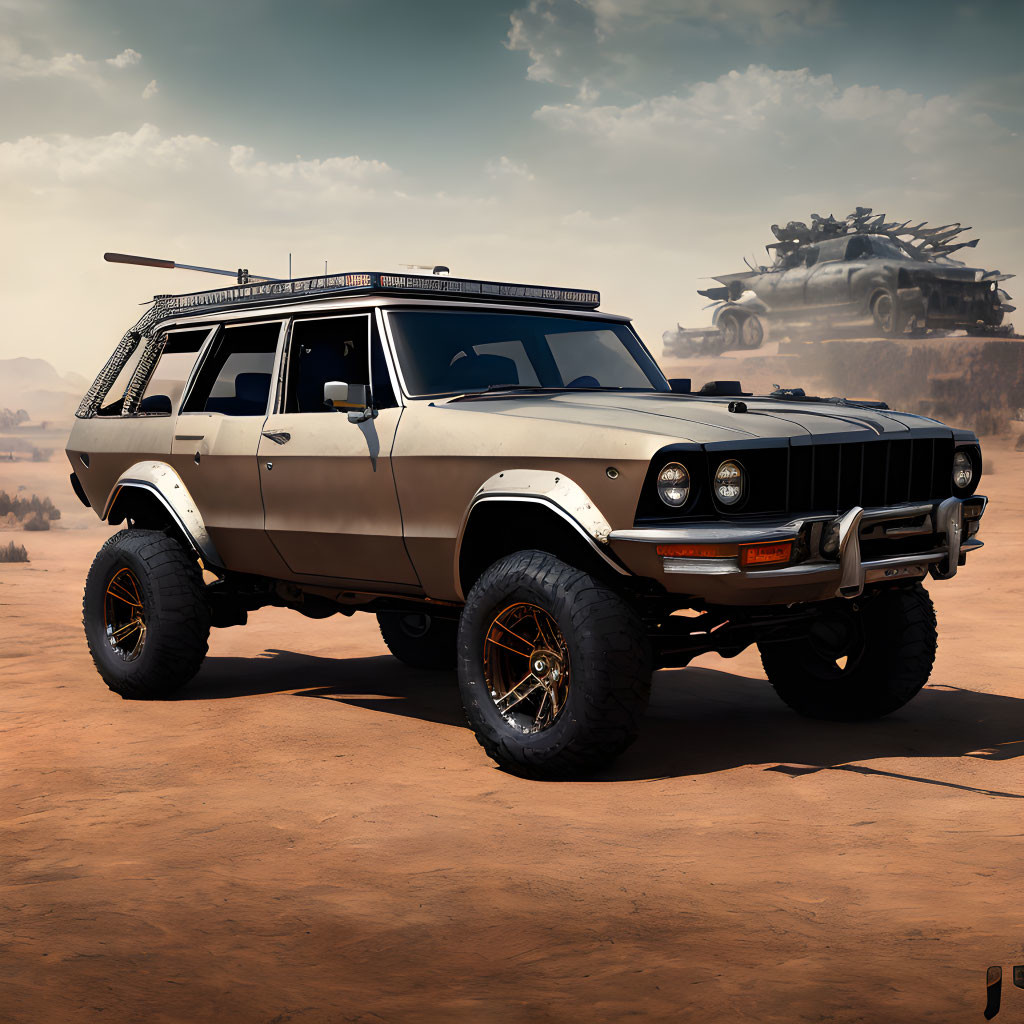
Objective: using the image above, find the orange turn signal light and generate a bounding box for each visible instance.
[656,543,738,558]
[738,540,793,567]
[657,539,794,566]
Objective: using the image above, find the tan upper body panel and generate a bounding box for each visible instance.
[67,293,960,601]
[389,391,952,599]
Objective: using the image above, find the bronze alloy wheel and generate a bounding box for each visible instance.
[483,602,570,733]
[103,566,147,662]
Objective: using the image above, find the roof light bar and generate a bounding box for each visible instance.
[155,271,601,314]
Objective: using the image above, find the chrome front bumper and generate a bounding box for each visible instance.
[609,496,986,606]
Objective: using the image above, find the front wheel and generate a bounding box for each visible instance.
[83,529,211,699]
[457,550,653,779]
[758,584,937,721]
[871,290,906,336]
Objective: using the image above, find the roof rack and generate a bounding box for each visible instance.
[157,271,600,315]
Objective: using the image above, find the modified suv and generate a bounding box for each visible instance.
[67,269,987,778]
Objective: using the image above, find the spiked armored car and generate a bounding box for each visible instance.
[68,267,987,777]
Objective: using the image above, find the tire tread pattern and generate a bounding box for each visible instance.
[458,549,652,778]
[759,584,937,721]
[83,529,210,699]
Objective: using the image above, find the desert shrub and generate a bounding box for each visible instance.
[0,408,29,430]
[0,491,61,526]
[0,540,28,562]
[21,510,50,531]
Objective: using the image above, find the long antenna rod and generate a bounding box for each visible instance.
[104,251,280,284]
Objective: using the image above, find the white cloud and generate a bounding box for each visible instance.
[0,35,143,87]
[105,48,141,69]
[486,155,535,181]
[0,123,215,180]
[534,64,1011,165]
[227,145,392,198]
[142,79,159,100]
[507,0,838,89]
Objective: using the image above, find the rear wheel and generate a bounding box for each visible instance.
[83,529,210,699]
[740,314,765,349]
[457,549,652,778]
[377,611,457,670]
[719,312,741,350]
[758,585,937,720]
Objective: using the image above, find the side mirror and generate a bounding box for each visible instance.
[668,378,691,394]
[324,381,376,423]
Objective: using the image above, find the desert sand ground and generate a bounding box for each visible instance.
[2,443,1023,1024]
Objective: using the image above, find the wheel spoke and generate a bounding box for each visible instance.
[110,618,143,642]
[531,610,556,651]
[494,673,545,715]
[106,579,142,607]
[491,619,537,653]
[104,568,147,661]
[533,688,551,728]
[484,602,571,733]
[485,635,531,658]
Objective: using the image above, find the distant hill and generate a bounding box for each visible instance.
[0,358,88,420]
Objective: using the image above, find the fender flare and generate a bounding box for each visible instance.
[452,469,628,599]
[102,461,221,567]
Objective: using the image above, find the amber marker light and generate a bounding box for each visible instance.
[656,543,739,558]
[738,540,794,567]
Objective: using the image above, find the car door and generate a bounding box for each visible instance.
[170,319,290,577]
[257,310,419,587]
[806,236,865,312]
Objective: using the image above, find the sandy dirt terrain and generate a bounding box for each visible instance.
[2,446,1023,1024]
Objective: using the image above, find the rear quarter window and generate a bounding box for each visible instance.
[138,329,211,413]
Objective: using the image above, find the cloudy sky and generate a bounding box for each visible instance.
[2,0,1022,374]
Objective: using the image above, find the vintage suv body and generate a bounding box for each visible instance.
[68,270,987,777]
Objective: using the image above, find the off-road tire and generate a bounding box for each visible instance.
[740,313,765,349]
[871,289,906,336]
[457,549,653,779]
[377,611,458,670]
[83,529,210,699]
[758,584,937,721]
[719,311,741,350]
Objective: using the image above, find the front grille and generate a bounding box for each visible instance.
[635,435,959,524]
[784,436,954,514]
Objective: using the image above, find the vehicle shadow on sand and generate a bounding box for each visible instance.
[181,650,1024,789]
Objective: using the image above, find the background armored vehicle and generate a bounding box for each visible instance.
[68,263,988,779]
[668,208,1014,355]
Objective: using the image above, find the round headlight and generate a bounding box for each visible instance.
[952,450,974,491]
[714,460,745,506]
[657,462,690,508]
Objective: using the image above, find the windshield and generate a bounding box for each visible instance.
[387,310,668,397]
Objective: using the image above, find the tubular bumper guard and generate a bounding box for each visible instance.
[608,495,986,606]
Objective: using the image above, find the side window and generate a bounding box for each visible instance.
[284,315,369,414]
[137,329,211,414]
[182,322,281,416]
[845,236,869,260]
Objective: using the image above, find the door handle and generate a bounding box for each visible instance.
[261,430,291,445]
[175,434,205,441]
